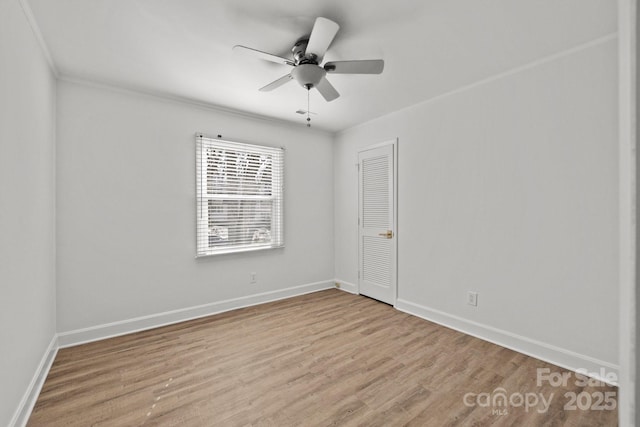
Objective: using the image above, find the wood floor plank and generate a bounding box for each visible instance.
[28,290,617,426]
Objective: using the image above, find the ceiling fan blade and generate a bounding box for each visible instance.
[233,45,295,66]
[305,17,340,61]
[324,60,384,74]
[259,74,293,92]
[315,76,339,102]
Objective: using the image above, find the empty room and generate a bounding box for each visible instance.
[2,0,638,425]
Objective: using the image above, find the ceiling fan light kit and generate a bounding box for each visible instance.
[233,16,384,127]
[291,64,325,89]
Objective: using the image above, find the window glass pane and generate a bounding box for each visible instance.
[207,199,273,247]
[206,148,273,196]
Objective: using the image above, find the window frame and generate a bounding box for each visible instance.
[195,134,284,257]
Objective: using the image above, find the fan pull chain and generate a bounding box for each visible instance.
[306,88,311,128]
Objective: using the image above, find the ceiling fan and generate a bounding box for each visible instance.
[233,17,384,103]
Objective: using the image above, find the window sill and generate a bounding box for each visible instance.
[196,244,284,258]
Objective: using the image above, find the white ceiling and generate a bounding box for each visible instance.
[27,0,616,132]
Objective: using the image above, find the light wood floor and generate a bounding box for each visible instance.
[28,290,617,426]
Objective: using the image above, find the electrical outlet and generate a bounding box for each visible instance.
[467,291,478,307]
[249,272,257,284]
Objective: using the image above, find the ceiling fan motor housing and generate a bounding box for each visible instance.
[291,64,326,89]
[292,38,309,63]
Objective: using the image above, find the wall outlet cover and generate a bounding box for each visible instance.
[467,291,478,306]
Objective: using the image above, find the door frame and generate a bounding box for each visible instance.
[618,0,637,424]
[357,138,399,306]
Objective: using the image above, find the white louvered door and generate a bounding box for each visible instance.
[358,142,396,305]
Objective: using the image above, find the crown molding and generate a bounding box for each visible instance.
[17,0,59,77]
[57,74,335,136]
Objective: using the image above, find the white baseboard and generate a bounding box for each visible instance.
[395,298,619,385]
[334,279,358,294]
[9,334,58,427]
[58,280,334,348]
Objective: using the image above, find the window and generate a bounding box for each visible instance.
[196,134,284,256]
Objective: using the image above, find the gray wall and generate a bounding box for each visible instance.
[0,0,57,425]
[636,0,640,420]
[55,80,334,333]
[334,36,619,370]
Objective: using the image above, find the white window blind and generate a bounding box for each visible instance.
[196,134,284,256]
